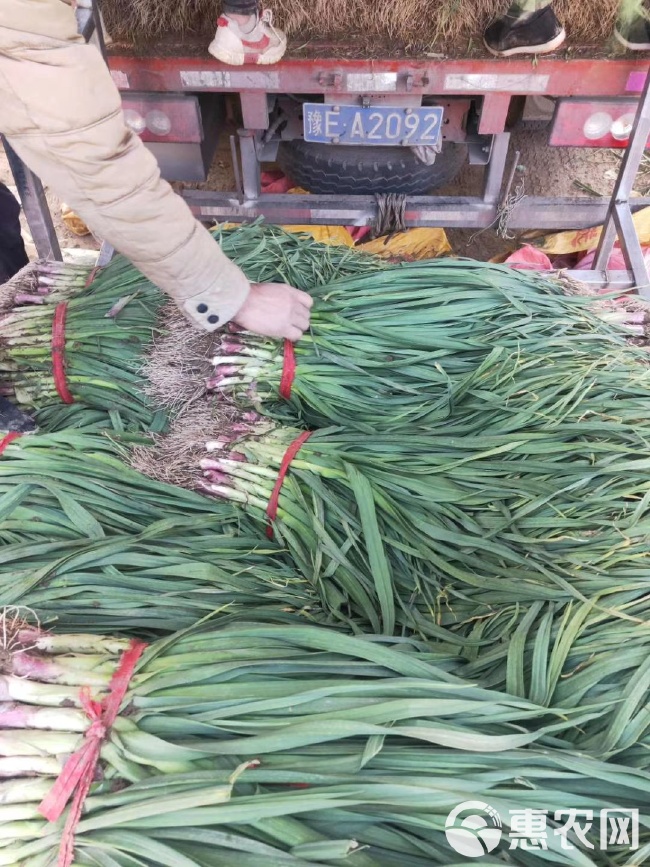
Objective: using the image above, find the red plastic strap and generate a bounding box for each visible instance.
[39,639,147,867]
[265,431,313,539]
[51,303,75,405]
[0,432,22,455]
[279,339,297,400]
[84,267,100,288]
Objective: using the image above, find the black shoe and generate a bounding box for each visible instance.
[615,13,650,51]
[0,396,35,433]
[484,6,566,57]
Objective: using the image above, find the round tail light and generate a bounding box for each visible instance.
[611,113,635,142]
[146,110,173,137]
[583,112,613,141]
[123,109,146,135]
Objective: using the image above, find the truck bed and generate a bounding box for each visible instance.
[109,35,618,62]
[101,0,620,55]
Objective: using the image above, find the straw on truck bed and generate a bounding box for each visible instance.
[103,0,620,48]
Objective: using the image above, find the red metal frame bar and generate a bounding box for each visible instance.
[109,53,649,101]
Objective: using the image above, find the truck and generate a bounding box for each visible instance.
[11,1,650,291]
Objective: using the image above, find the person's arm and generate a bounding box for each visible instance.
[0,0,311,338]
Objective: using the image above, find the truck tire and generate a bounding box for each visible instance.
[277,140,468,195]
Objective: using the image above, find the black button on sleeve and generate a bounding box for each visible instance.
[197,303,208,314]
[208,314,220,325]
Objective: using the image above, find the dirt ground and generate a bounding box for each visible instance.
[1,120,645,266]
[443,122,642,260]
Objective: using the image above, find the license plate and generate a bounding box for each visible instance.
[303,104,444,147]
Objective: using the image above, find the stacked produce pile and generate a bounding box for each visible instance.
[0,430,323,633]
[2,616,649,867]
[199,420,650,631]
[198,250,650,773]
[0,224,383,436]
[204,261,650,627]
[0,228,387,637]
[0,261,92,315]
[0,258,167,433]
[3,226,650,866]
[208,258,647,432]
[213,222,384,288]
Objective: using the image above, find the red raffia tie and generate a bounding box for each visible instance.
[266,431,312,539]
[279,339,297,400]
[39,639,147,867]
[84,267,100,289]
[0,432,22,455]
[51,303,75,405]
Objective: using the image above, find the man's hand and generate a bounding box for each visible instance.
[233,282,314,342]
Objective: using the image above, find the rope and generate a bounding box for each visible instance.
[497,174,527,241]
[469,154,527,246]
[84,267,100,288]
[51,303,75,405]
[279,339,297,399]
[39,640,148,867]
[0,432,22,455]
[266,431,313,539]
[373,193,407,240]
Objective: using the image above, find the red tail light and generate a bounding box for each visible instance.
[550,98,646,148]
[120,94,203,143]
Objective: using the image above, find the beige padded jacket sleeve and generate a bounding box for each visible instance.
[0,0,250,331]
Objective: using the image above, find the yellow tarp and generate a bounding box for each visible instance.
[360,228,451,259]
[221,220,355,247]
[279,226,452,259]
[280,224,356,247]
[538,207,650,255]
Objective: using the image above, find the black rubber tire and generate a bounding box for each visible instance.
[277,140,468,195]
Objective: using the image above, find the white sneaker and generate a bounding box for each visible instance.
[208,10,287,66]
